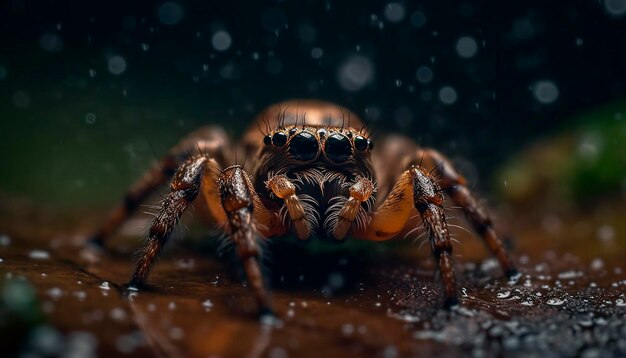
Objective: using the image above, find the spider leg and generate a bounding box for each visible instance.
[220,165,274,316]
[129,155,209,289]
[90,126,231,247]
[413,149,518,278]
[265,174,311,240]
[353,167,458,307]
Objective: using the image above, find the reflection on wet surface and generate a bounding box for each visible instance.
[1,195,625,357]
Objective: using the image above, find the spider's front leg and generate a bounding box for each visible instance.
[219,165,274,316]
[129,155,210,289]
[354,167,458,307]
[128,159,275,316]
[412,149,518,278]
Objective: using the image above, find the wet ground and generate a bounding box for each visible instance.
[1,192,625,358]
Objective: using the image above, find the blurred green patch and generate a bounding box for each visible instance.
[498,101,626,207]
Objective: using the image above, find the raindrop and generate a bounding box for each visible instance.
[576,37,584,46]
[85,113,96,124]
[311,47,323,59]
[338,55,374,91]
[409,11,427,27]
[384,2,406,23]
[107,56,127,75]
[29,250,50,260]
[596,225,615,242]
[99,281,110,290]
[141,43,149,51]
[46,287,63,300]
[416,66,433,83]
[532,80,559,104]
[497,291,511,299]
[88,69,96,78]
[546,298,566,306]
[0,66,6,80]
[438,86,458,105]
[202,299,214,311]
[604,0,626,17]
[455,36,478,58]
[12,91,31,108]
[39,32,63,52]
[158,2,184,25]
[110,307,127,321]
[212,31,232,51]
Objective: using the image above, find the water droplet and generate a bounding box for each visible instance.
[107,56,127,75]
[212,30,232,51]
[88,69,96,78]
[416,66,433,84]
[338,55,374,91]
[456,36,478,58]
[158,2,184,25]
[99,281,110,290]
[439,86,458,105]
[141,43,150,51]
[384,2,406,23]
[311,47,323,59]
[497,291,511,299]
[0,234,11,246]
[409,11,426,27]
[546,298,566,306]
[85,113,96,124]
[29,250,50,260]
[202,299,213,311]
[604,0,626,17]
[532,80,559,104]
[110,308,127,321]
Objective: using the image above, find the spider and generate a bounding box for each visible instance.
[90,99,518,317]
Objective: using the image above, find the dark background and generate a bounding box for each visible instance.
[1,0,625,206]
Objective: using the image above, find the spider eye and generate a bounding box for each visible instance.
[271,132,288,147]
[263,135,272,146]
[289,132,319,161]
[354,136,368,152]
[325,133,352,163]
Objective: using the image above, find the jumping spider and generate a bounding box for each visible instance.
[91,99,517,316]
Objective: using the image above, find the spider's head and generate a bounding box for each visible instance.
[262,126,373,165]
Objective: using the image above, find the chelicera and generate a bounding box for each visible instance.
[90,99,517,317]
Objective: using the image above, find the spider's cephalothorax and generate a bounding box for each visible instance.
[255,122,376,241]
[90,99,518,317]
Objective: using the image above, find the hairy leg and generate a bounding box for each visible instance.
[129,155,209,288]
[221,165,273,315]
[412,149,518,278]
[353,167,458,307]
[90,126,231,247]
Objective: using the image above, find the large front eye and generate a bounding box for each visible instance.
[325,133,352,163]
[289,132,319,161]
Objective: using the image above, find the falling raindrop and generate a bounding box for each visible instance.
[384,2,406,23]
[532,80,559,104]
[107,56,127,75]
[158,2,184,25]
[39,32,63,52]
[212,31,232,51]
[338,55,374,91]
[439,86,458,105]
[416,66,433,83]
[455,36,478,58]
